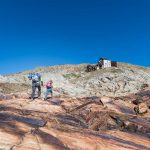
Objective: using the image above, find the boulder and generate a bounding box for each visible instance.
[132,98,143,105]
[0,94,14,100]
[138,103,148,114]
[134,102,148,114]
[100,96,112,105]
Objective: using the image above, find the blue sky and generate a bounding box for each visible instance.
[0,0,150,74]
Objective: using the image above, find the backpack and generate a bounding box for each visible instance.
[32,74,40,82]
[28,73,41,82]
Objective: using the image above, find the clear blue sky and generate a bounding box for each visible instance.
[0,0,150,74]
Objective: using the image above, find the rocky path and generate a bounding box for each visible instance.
[0,92,150,150]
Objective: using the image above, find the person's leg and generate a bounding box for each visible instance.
[31,83,36,99]
[50,88,53,98]
[45,89,50,100]
[37,85,41,97]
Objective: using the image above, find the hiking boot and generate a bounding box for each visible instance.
[30,97,35,101]
[37,96,42,100]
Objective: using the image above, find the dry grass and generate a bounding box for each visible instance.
[0,83,30,94]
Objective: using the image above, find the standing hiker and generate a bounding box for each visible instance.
[44,80,53,100]
[28,72,42,100]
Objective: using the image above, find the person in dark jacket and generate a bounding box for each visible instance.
[28,73,42,100]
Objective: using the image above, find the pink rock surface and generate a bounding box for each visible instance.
[0,91,149,150]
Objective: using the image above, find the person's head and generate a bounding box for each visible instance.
[49,80,53,83]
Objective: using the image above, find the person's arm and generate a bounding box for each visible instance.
[28,74,32,80]
[39,74,41,81]
[43,82,48,87]
[38,74,43,85]
[43,83,47,87]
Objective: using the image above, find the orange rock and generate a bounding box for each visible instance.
[100,96,112,104]
[138,103,148,114]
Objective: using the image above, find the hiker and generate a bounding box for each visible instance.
[28,72,42,100]
[44,80,53,100]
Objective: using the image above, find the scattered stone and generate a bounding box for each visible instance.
[141,83,149,89]
[138,103,148,114]
[0,95,5,100]
[0,94,14,100]
[100,96,112,105]
[134,102,148,114]
[50,99,64,105]
[132,98,143,105]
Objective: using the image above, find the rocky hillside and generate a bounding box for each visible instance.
[0,63,150,97]
[0,63,150,150]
